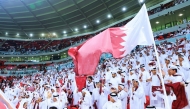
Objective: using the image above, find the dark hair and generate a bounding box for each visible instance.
[88,76,93,80]
[172,69,177,73]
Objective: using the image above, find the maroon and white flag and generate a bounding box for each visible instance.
[69,4,154,75]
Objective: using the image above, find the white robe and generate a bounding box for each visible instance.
[150,74,164,108]
[41,99,51,109]
[118,90,128,109]
[92,88,99,103]
[139,70,151,96]
[109,77,121,89]
[176,61,190,81]
[79,91,92,109]
[97,86,109,109]
[130,86,145,109]
[73,92,82,106]
[58,91,68,108]
[102,100,122,109]
[48,101,62,109]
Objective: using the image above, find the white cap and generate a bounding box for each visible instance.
[169,65,177,69]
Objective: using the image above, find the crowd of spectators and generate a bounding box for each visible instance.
[0,0,188,55]
[0,35,93,55]
[155,23,190,40]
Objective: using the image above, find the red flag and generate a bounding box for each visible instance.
[75,76,86,91]
[165,82,188,109]
[68,28,125,75]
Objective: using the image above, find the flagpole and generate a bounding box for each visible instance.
[141,3,170,109]
[152,41,170,109]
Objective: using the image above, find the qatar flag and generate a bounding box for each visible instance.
[68,4,154,75]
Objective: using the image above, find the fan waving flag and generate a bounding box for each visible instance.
[68,4,154,75]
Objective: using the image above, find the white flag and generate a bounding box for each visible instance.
[120,4,154,56]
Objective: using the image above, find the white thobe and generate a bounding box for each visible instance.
[138,57,146,65]
[73,92,82,106]
[150,74,164,108]
[139,70,151,96]
[48,101,62,109]
[41,99,51,109]
[102,100,122,109]
[92,88,99,103]
[177,61,190,81]
[118,90,128,109]
[86,81,95,93]
[109,77,121,89]
[59,91,68,108]
[130,86,145,109]
[160,54,168,64]
[97,86,109,109]
[79,93,92,109]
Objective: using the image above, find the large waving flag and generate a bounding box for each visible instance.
[68,4,154,75]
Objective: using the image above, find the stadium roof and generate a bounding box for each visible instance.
[0,0,167,39]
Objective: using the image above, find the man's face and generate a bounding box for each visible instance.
[38,97,42,102]
[118,86,122,91]
[171,69,175,75]
[140,67,144,72]
[88,78,92,82]
[112,73,116,78]
[151,70,156,75]
[53,97,57,102]
[165,59,167,64]
[129,65,132,69]
[107,69,109,72]
[178,57,184,62]
[51,89,55,93]
[82,91,86,97]
[168,69,172,75]
[23,102,28,108]
[26,95,29,98]
[110,97,116,103]
[130,71,133,75]
[166,60,170,64]
[134,81,138,87]
[132,81,136,86]
[96,83,100,88]
[56,88,59,92]
[46,87,50,90]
